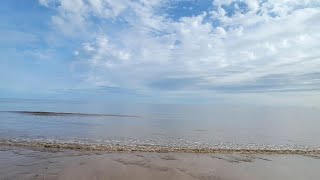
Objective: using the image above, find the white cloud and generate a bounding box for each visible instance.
[38,0,51,7]
[39,0,320,96]
[245,0,259,12]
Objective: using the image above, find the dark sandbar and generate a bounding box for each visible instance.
[2,111,140,118]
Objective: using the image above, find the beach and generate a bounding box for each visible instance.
[2,0,320,179]
[1,146,320,180]
[1,101,320,179]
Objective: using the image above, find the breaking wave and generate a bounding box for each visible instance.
[1,138,319,154]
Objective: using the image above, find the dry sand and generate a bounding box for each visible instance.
[1,146,320,180]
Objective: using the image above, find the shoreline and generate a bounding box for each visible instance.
[1,140,319,155]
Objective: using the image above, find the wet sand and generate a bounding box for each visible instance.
[1,146,320,180]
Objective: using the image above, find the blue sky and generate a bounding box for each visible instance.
[1,0,320,106]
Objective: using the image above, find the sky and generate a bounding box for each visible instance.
[1,0,320,106]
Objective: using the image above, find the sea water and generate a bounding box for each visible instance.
[0,99,320,152]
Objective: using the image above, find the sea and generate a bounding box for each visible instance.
[0,99,319,152]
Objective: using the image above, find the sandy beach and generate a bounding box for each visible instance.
[1,146,320,180]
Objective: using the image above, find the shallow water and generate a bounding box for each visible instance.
[0,99,320,152]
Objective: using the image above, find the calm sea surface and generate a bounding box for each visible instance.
[0,99,320,151]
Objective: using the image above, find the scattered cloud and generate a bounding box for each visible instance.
[3,0,318,103]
